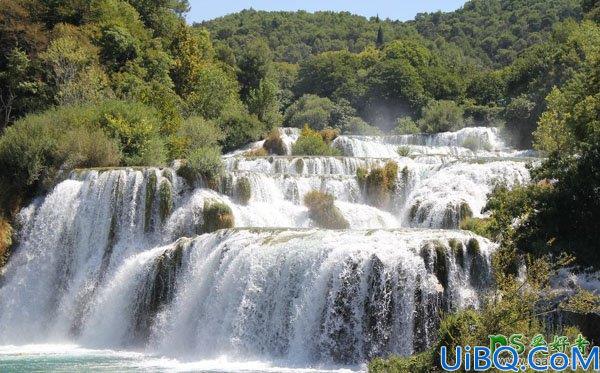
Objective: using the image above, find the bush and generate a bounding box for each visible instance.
[202,200,234,233]
[397,146,411,157]
[319,127,339,144]
[172,116,223,159]
[369,350,435,373]
[56,127,122,169]
[418,100,464,133]
[292,125,342,156]
[395,117,420,135]
[341,116,382,135]
[263,130,286,155]
[283,94,337,130]
[360,161,398,208]
[98,100,167,166]
[218,106,266,152]
[0,103,147,207]
[303,190,349,229]
[180,146,223,184]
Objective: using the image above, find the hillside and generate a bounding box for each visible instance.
[200,0,582,66]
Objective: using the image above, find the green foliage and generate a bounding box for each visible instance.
[459,217,493,239]
[99,25,141,71]
[369,350,435,373]
[341,116,382,135]
[394,117,419,135]
[303,190,349,229]
[396,146,411,157]
[98,100,166,166]
[247,78,281,128]
[283,94,336,130]
[237,38,273,100]
[418,100,464,133]
[291,125,341,156]
[184,63,239,119]
[202,200,234,233]
[203,10,405,63]
[172,116,223,159]
[182,146,223,182]
[218,105,266,152]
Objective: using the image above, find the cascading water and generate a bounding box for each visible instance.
[0,126,535,370]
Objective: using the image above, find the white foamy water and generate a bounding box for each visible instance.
[0,126,535,369]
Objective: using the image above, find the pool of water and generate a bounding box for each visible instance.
[0,344,363,372]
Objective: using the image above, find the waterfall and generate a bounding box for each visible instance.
[0,126,535,367]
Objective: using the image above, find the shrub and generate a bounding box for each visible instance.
[395,117,420,135]
[97,100,167,165]
[341,116,382,135]
[418,100,464,133]
[459,217,493,239]
[172,116,223,159]
[319,127,340,144]
[236,177,252,205]
[56,127,122,169]
[397,146,411,157]
[0,102,147,207]
[360,161,398,208]
[283,94,337,130]
[218,105,266,152]
[369,350,435,373]
[202,200,234,233]
[263,130,286,155]
[292,125,342,156]
[303,190,349,229]
[180,146,223,184]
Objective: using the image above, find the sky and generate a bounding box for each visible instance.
[186,0,467,24]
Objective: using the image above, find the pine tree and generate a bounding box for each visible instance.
[376,25,384,47]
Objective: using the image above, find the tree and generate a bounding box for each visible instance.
[237,38,273,100]
[376,25,384,47]
[0,49,44,129]
[418,100,464,133]
[247,78,281,128]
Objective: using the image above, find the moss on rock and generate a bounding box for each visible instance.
[467,238,481,256]
[0,217,13,268]
[295,158,304,174]
[433,241,449,290]
[236,177,252,205]
[158,180,173,223]
[145,172,158,232]
[202,200,234,233]
[304,190,350,229]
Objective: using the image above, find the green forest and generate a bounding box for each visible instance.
[0,0,599,370]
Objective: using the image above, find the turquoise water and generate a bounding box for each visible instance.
[0,345,362,372]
